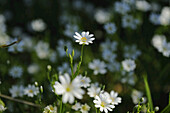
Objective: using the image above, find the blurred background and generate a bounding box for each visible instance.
[0,0,170,112]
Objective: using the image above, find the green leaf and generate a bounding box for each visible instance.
[143,74,153,111]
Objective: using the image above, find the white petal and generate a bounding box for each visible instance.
[89,34,94,37]
[82,32,85,37]
[62,93,69,103]
[75,40,80,42]
[74,35,81,39]
[59,75,67,85]
[69,94,75,104]
[90,38,95,40]
[75,32,82,38]
[64,73,70,83]
[54,82,65,94]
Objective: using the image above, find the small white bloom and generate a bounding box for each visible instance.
[80,103,90,113]
[109,91,122,105]
[77,75,91,88]
[53,73,85,104]
[152,35,166,50]
[136,0,151,12]
[35,41,50,59]
[104,23,117,34]
[74,31,95,45]
[160,7,170,26]
[89,59,107,75]
[72,102,81,111]
[114,1,130,15]
[131,89,146,104]
[43,105,57,113]
[0,33,10,45]
[94,9,111,24]
[87,83,101,98]
[149,13,160,25]
[31,19,46,32]
[27,64,39,74]
[24,84,39,97]
[9,85,24,98]
[93,93,115,113]
[0,104,6,112]
[160,42,170,57]
[122,59,136,72]
[9,66,23,78]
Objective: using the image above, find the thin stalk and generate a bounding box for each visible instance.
[0,93,41,108]
[143,74,153,111]
[60,99,63,113]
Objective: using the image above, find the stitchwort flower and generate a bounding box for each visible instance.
[53,73,85,104]
[74,31,95,45]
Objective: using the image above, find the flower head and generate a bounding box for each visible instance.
[74,31,95,45]
[93,92,115,113]
[9,85,24,98]
[122,59,136,72]
[80,103,90,113]
[24,84,39,97]
[53,73,85,104]
[43,105,57,113]
[88,59,107,75]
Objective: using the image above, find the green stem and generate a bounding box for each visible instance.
[73,44,84,79]
[60,99,62,113]
[143,74,153,111]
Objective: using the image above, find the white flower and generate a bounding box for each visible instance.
[27,64,39,74]
[72,102,81,111]
[80,103,90,113]
[53,73,85,104]
[9,85,24,98]
[136,0,151,12]
[131,90,145,104]
[88,59,107,75]
[35,41,50,59]
[123,44,141,60]
[104,23,117,34]
[109,91,121,105]
[0,104,6,112]
[152,35,166,50]
[122,15,140,29]
[31,19,46,32]
[77,75,91,88]
[122,59,136,72]
[160,7,170,26]
[24,84,39,97]
[160,42,170,57]
[74,31,95,45]
[43,105,57,113]
[149,13,160,25]
[87,83,101,98]
[9,66,23,78]
[64,24,79,38]
[93,93,115,113]
[94,9,111,24]
[114,1,130,15]
[0,33,9,45]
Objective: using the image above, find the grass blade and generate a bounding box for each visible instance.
[143,74,153,111]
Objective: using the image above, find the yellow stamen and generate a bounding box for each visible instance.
[81,37,87,42]
[101,102,105,107]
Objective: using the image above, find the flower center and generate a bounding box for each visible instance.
[111,97,115,102]
[50,106,54,111]
[81,79,85,83]
[66,87,71,92]
[81,37,87,42]
[101,102,106,107]
[82,105,88,111]
[29,89,33,93]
